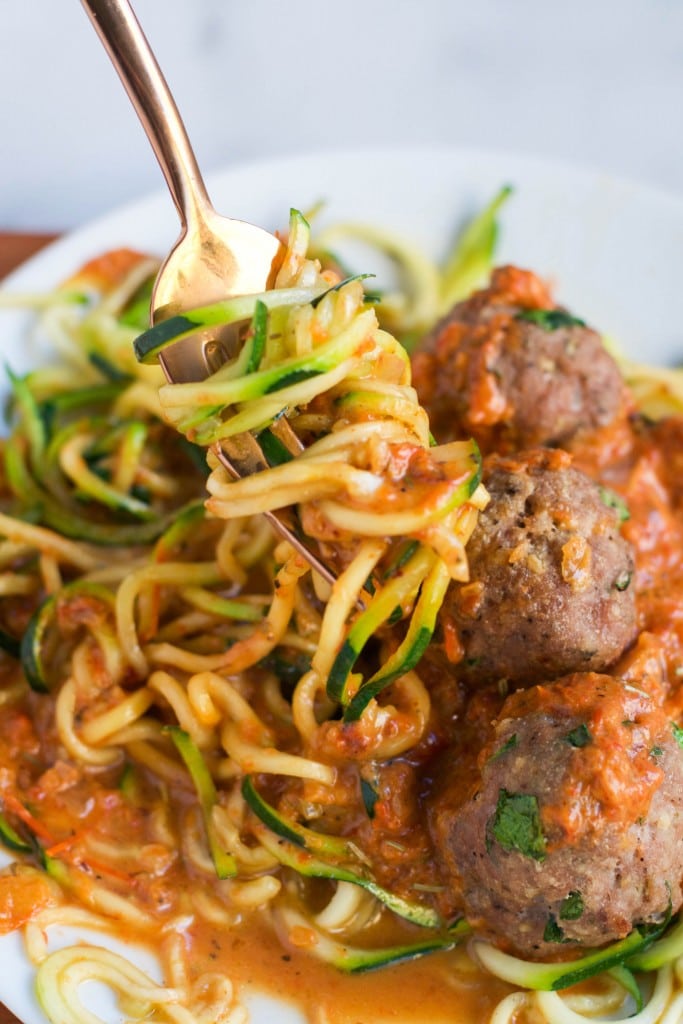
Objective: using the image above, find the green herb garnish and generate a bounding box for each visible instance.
[560,891,584,921]
[599,486,630,523]
[489,734,518,762]
[543,915,572,944]
[565,724,592,748]
[490,790,546,861]
[516,308,586,331]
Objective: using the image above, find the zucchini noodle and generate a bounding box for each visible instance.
[1,194,683,1024]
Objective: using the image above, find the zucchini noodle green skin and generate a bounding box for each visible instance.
[474,909,674,992]
[277,903,468,973]
[438,185,513,313]
[21,580,116,693]
[133,276,371,365]
[4,350,205,546]
[343,556,451,721]
[166,727,237,879]
[0,811,32,853]
[134,286,325,364]
[309,185,512,348]
[243,775,457,931]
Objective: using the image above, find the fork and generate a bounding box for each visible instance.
[80,0,337,585]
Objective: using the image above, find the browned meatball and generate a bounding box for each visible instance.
[442,448,636,686]
[428,672,683,958]
[412,265,628,453]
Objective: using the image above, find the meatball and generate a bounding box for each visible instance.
[442,448,636,686]
[411,265,628,452]
[428,672,683,958]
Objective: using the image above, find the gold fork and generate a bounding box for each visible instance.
[80,0,336,584]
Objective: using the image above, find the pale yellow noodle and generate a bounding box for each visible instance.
[312,538,387,679]
[211,805,279,872]
[261,673,295,723]
[292,668,337,744]
[297,418,422,458]
[112,377,164,421]
[79,687,154,745]
[232,516,276,568]
[225,875,282,908]
[80,555,149,586]
[181,808,220,875]
[154,610,221,642]
[0,512,102,570]
[134,461,181,498]
[116,561,223,676]
[59,432,132,504]
[161,928,194,991]
[83,835,175,872]
[206,461,362,520]
[220,720,336,784]
[35,945,194,1024]
[24,906,114,965]
[34,305,97,375]
[293,585,324,638]
[661,992,683,1024]
[279,630,319,654]
[105,717,170,745]
[0,573,36,596]
[56,678,120,767]
[0,539,32,568]
[76,882,157,930]
[562,975,634,1015]
[38,551,63,593]
[215,519,250,586]
[149,802,177,847]
[190,888,240,928]
[318,495,465,538]
[148,670,215,749]
[535,965,673,1024]
[314,881,374,934]
[147,550,307,673]
[190,973,247,1024]
[187,670,269,734]
[125,739,192,787]
[489,992,532,1024]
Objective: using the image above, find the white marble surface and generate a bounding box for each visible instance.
[2,0,682,230]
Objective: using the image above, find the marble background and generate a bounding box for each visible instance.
[1,0,682,230]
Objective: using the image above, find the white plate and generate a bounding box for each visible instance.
[1,144,683,1024]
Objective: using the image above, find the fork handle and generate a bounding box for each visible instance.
[80,0,211,232]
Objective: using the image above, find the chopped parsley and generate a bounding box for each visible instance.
[598,486,630,523]
[516,308,586,332]
[565,723,592,748]
[543,914,572,944]
[560,890,585,921]
[488,734,518,763]
[490,790,546,861]
[650,745,664,762]
[672,721,683,749]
